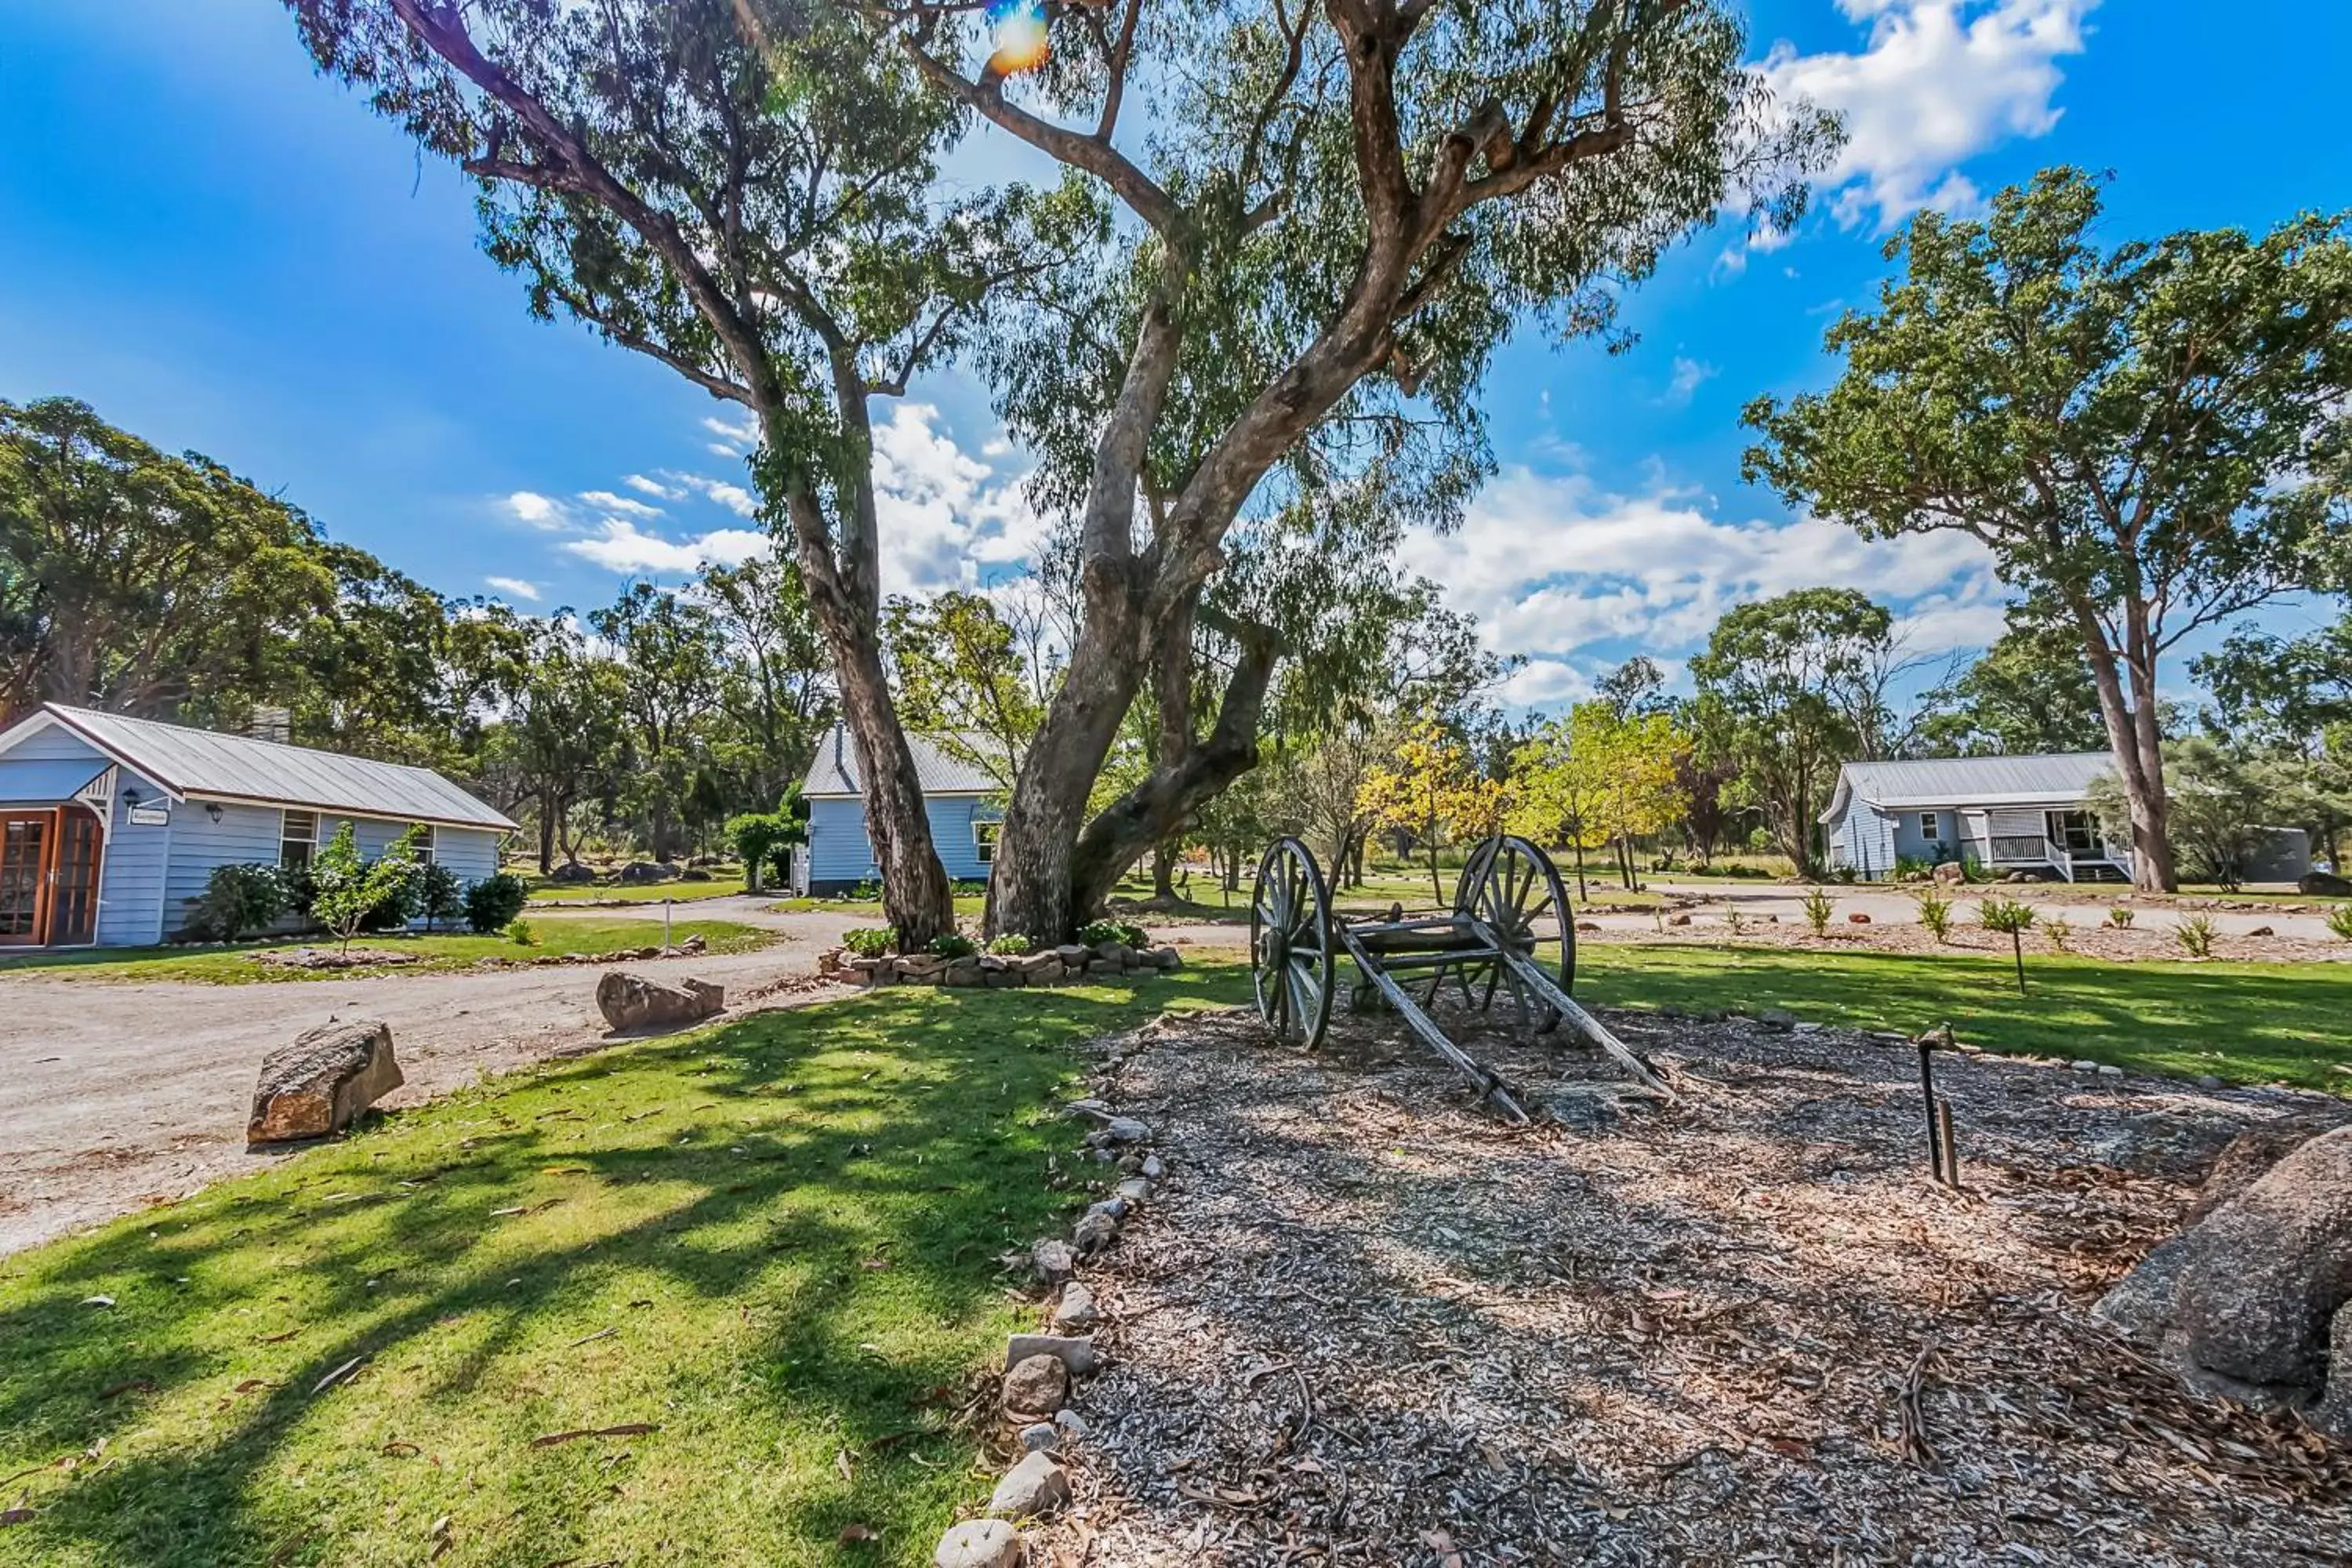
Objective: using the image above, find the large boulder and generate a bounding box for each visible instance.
[2301,870,2352,898]
[1929,860,1966,884]
[247,1019,403,1145]
[547,860,598,884]
[2096,1123,2352,1432]
[594,971,724,1030]
[935,1519,1024,1568]
[616,860,682,884]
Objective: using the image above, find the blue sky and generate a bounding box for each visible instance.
[4,1,2348,710]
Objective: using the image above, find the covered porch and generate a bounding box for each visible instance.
[1966,806,2133,884]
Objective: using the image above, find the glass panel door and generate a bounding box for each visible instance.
[49,808,103,946]
[0,813,51,945]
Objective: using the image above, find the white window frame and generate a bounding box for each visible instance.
[280,809,318,869]
[1918,811,1940,839]
[414,824,437,866]
[972,819,1000,865]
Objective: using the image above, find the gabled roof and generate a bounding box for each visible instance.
[800,724,1000,798]
[1819,752,2114,824]
[0,704,517,832]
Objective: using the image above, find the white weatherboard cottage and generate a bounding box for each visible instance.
[0,703,514,948]
[797,724,999,896]
[1820,752,2136,884]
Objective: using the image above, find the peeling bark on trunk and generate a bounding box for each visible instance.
[2069,595,2178,893]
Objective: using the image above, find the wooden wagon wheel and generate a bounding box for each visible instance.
[1250,837,1336,1050]
[1465,834,1574,1033]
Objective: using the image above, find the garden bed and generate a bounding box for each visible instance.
[1029,1000,2352,1565]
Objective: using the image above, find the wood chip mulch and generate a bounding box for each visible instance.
[1031,1002,2352,1566]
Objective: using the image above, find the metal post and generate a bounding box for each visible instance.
[1917,1041,1945,1185]
[663,897,673,953]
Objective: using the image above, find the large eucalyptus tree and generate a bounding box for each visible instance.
[286,0,1044,946]
[887,0,1831,937]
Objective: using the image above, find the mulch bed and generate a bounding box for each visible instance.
[1033,1002,2352,1565]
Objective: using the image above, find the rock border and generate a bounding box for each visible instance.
[825,940,1182,991]
[931,1021,1172,1567]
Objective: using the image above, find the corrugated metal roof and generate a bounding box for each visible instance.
[800,724,1000,797]
[1820,751,2114,822]
[39,705,517,831]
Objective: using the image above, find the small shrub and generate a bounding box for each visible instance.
[194,862,288,942]
[2107,905,2135,929]
[985,933,1033,956]
[310,822,424,954]
[1076,918,1147,948]
[2174,914,2217,959]
[1978,897,2038,995]
[1914,887,1954,943]
[505,917,538,947]
[412,859,463,933]
[926,932,978,960]
[463,871,530,934]
[845,880,881,903]
[842,927,896,959]
[2043,913,2072,953]
[1800,887,1835,937]
[951,879,989,898]
[2327,905,2352,943]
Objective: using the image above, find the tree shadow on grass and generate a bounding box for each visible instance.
[0,968,1245,1566]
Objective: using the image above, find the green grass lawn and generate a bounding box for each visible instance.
[765,895,989,921]
[0,964,1250,1566]
[526,878,753,905]
[1577,941,2352,1090]
[0,920,773,985]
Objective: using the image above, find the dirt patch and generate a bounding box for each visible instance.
[1033,1004,2352,1564]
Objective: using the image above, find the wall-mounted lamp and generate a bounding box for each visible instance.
[122,786,140,807]
[205,803,224,824]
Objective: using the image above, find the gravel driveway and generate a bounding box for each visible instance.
[0,909,861,1257]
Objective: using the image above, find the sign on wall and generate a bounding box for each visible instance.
[127,802,170,826]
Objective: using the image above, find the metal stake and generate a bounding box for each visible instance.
[1936,1098,1960,1189]
[1918,1040,1945,1185]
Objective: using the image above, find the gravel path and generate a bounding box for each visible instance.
[0,917,862,1257]
[1032,1003,2352,1565]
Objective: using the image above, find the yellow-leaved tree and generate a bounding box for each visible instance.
[1357,722,1507,903]
[1511,703,1689,896]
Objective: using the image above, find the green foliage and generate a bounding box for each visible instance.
[504,917,538,947]
[924,932,978,960]
[2326,905,2352,942]
[1076,919,1146,949]
[2043,914,2073,953]
[2174,914,2218,959]
[1916,606,2109,757]
[307,822,423,954]
[411,858,463,933]
[2109,906,2136,929]
[192,862,289,943]
[1978,896,2038,994]
[462,870,530,934]
[1688,587,1895,876]
[724,803,808,892]
[2089,737,2310,890]
[841,927,896,960]
[1745,169,2352,889]
[1799,887,1835,938]
[1914,887,1955,943]
[985,934,1034,956]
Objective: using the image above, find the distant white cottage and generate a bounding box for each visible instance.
[0,703,514,948]
[1820,752,2133,884]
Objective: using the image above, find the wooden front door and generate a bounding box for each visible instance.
[0,812,51,945]
[0,808,104,946]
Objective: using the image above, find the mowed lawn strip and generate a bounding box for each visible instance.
[1577,941,2352,1090]
[526,879,753,905]
[0,919,773,985]
[0,964,1249,1566]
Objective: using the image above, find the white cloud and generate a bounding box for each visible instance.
[702,413,759,455]
[579,489,663,519]
[485,575,543,602]
[1396,465,2005,696]
[1759,0,2094,231]
[1661,356,1719,406]
[1500,659,1594,708]
[866,404,1049,597]
[623,474,680,500]
[708,442,746,459]
[564,519,771,575]
[664,473,760,517]
[506,491,564,528]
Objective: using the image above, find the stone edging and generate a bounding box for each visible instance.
[822,939,1182,990]
[929,1025,1169,1568]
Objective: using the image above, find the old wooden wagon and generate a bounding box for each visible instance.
[1249,833,1669,1122]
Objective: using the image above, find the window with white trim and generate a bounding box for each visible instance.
[280,810,318,869]
[1919,811,1940,839]
[414,824,437,866]
[973,820,1000,865]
